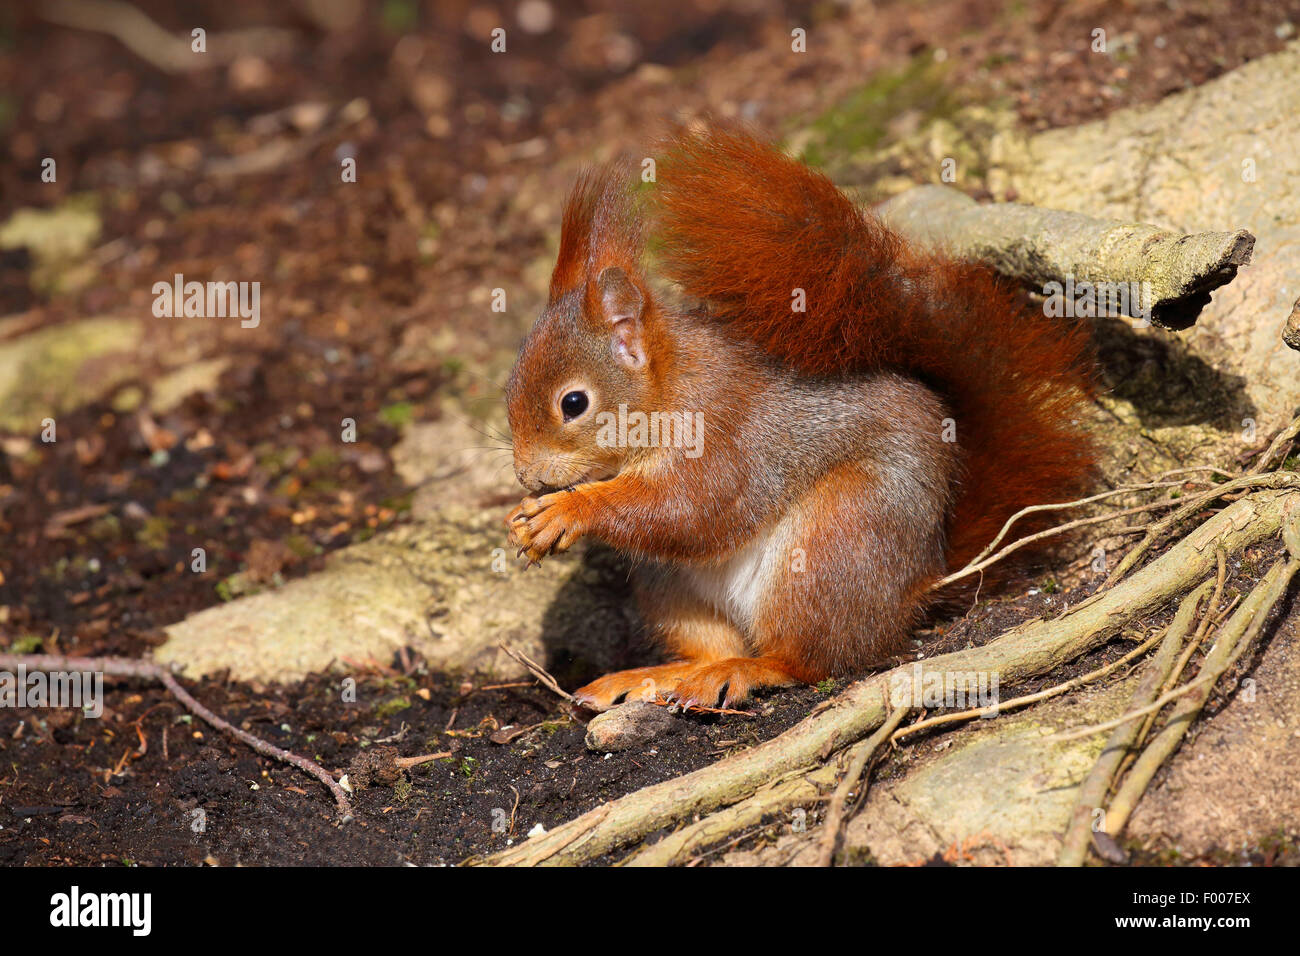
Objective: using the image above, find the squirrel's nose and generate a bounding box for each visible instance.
[515,458,543,492]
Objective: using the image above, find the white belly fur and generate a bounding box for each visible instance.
[680,518,792,635]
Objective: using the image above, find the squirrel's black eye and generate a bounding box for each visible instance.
[560,390,589,421]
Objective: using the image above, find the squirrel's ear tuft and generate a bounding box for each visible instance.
[549,161,642,304]
[595,267,647,369]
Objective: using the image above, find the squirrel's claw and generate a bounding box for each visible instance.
[505,490,587,566]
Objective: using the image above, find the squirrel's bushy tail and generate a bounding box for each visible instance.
[654,127,1095,570]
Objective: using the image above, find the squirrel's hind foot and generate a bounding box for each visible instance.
[662,656,799,710]
[574,656,801,712]
[572,662,697,711]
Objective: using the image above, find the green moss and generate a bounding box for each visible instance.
[255,443,298,475]
[305,447,340,472]
[380,0,418,33]
[136,516,171,550]
[375,695,412,719]
[797,57,958,170]
[9,634,43,654]
[393,775,413,802]
[1258,828,1297,861]
[379,401,414,428]
[111,385,144,413]
[381,491,414,514]
[214,573,268,602]
[285,534,316,559]
[538,718,569,736]
[0,316,143,432]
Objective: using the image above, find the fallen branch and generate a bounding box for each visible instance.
[620,767,834,866]
[1142,550,1228,737]
[815,696,909,866]
[476,489,1297,866]
[1057,580,1211,866]
[876,184,1254,329]
[1250,415,1300,474]
[0,652,353,819]
[1053,536,1293,745]
[628,622,1164,868]
[1102,539,1300,838]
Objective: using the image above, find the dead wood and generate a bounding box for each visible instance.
[875,184,1254,329]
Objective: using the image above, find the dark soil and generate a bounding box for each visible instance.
[0,655,829,866]
[5,531,1289,867]
[2,0,1298,865]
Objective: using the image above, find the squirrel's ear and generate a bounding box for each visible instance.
[596,267,647,370]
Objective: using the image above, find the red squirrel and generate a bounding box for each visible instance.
[505,128,1094,711]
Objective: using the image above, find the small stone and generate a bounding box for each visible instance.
[584,701,678,753]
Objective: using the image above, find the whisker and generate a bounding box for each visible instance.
[440,408,513,448]
[450,366,509,395]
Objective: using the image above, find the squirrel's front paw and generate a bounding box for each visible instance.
[506,492,587,565]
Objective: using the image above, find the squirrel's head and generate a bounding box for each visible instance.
[506,163,662,493]
[506,268,664,493]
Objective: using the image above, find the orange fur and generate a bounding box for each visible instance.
[507,128,1096,708]
[655,128,1095,570]
[548,161,642,305]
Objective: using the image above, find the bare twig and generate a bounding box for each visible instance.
[497,644,576,703]
[394,752,453,769]
[937,499,1181,589]
[890,625,1169,742]
[1249,412,1300,474]
[41,0,296,73]
[1104,471,1300,585]
[0,652,353,818]
[952,480,1201,577]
